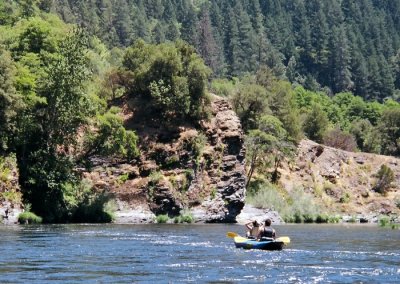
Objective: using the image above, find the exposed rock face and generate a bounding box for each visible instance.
[83,96,246,223]
[236,205,283,225]
[279,139,400,218]
[0,156,23,224]
[193,98,246,222]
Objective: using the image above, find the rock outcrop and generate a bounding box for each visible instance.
[83,96,247,223]
[0,156,23,224]
[279,139,400,219]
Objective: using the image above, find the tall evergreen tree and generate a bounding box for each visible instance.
[330,25,353,93]
[196,5,220,76]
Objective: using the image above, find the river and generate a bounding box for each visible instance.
[0,224,399,283]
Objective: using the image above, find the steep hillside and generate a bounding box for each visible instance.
[47,0,400,101]
[82,96,246,223]
[279,140,400,221]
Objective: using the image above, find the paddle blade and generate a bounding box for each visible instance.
[226,232,239,238]
[276,236,290,244]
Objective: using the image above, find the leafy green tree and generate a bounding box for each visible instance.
[378,107,400,156]
[303,103,329,143]
[82,107,139,161]
[268,80,302,142]
[0,49,20,152]
[350,119,375,151]
[245,115,293,186]
[231,82,269,131]
[123,40,211,121]
[16,29,93,220]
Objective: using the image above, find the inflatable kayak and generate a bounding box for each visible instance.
[233,236,285,251]
[226,232,290,250]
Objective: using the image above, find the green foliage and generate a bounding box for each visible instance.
[62,179,115,223]
[246,181,327,223]
[315,214,329,223]
[377,215,399,229]
[378,107,400,156]
[173,210,194,223]
[83,107,139,161]
[328,215,341,223]
[339,193,351,203]
[42,0,400,101]
[123,40,211,121]
[18,211,43,224]
[181,133,207,163]
[231,81,269,131]
[149,171,163,186]
[378,216,390,227]
[373,165,395,195]
[245,115,294,185]
[156,214,169,223]
[210,78,237,97]
[118,173,129,183]
[0,48,20,151]
[303,103,329,143]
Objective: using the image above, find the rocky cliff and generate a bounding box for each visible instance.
[279,139,400,221]
[83,96,247,223]
[0,155,23,224]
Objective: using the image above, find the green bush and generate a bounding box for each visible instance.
[303,213,316,223]
[339,193,351,203]
[180,213,194,223]
[379,216,391,227]
[156,214,169,223]
[247,182,326,224]
[293,212,304,223]
[210,78,237,97]
[328,215,341,223]
[182,133,207,163]
[149,171,163,185]
[172,210,194,224]
[373,165,394,195]
[316,214,330,223]
[18,212,43,224]
[63,180,116,223]
[118,173,129,183]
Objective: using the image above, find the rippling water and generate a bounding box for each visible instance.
[0,224,399,283]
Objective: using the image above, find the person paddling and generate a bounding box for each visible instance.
[257,219,276,241]
[245,220,260,239]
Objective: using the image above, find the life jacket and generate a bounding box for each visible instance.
[261,227,275,239]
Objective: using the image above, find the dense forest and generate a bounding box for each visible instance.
[1,0,399,223]
[44,0,400,101]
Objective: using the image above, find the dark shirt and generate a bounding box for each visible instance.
[259,226,275,240]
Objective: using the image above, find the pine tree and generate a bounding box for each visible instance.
[330,25,353,93]
[196,5,220,76]
[113,0,133,46]
[224,7,241,77]
[235,2,257,74]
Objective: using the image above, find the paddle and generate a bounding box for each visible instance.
[226,231,239,238]
[226,232,291,244]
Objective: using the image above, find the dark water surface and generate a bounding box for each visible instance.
[0,224,399,283]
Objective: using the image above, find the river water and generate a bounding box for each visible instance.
[0,224,399,283]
